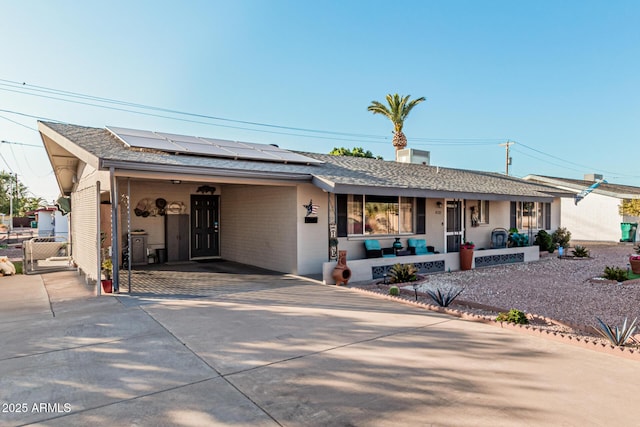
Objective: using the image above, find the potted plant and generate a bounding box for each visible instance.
[630,246,640,274]
[460,241,475,271]
[101,258,113,293]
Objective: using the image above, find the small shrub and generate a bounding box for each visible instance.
[534,230,554,253]
[426,287,463,307]
[593,317,638,346]
[508,232,529,247]
[603,266,628,282]
[496,309,529,324]
[571,245,590,258]
[389,285,400,296]
[552,227,571,249]
[389,263,417,283]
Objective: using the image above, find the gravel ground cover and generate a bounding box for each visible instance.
[351,243,640,344]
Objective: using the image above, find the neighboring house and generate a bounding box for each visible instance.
[39,121,571,288]
[524,174,640,242]
[30,206,69,238]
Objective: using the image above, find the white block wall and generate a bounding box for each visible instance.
[221,184,297,273]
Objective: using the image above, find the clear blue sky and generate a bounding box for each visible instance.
[1,0,638,203]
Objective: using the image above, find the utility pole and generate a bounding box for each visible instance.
[499,141,515,175]
[8,173,13,232]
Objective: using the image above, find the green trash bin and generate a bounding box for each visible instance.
[621,223,638,242]
[30,221,38,228]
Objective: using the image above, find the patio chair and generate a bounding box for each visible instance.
[364,240,396,258]
[407,238,435,255]
[491,228,508,249]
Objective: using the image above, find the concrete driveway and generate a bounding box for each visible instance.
[1,271,640,426]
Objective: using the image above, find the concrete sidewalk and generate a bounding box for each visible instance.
[1,271,640,426]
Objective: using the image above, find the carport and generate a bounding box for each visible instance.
[113,260,289,298]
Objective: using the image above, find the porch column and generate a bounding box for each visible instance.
[110,167,119,292]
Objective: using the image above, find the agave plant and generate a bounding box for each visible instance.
[425,287,463,307]
[593,317,638,346]
[388,263,418,284]
[571,245,590,258]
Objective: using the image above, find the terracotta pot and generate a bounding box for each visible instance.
[101,279,113,294]
[630,258,640,274]
[332,250,352,286]
[460,248,474,271]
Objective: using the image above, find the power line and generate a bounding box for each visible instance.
[513,141,634,178]
[0,114,37,131]
[0,79,388,139]
[0,79,503,146]
[0,151,15,173]
[510,147,592,174]
[3,77,636,183]
[1,139,42,148]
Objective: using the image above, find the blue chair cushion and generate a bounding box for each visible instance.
[364,240,381,251]
[408,238,434,255]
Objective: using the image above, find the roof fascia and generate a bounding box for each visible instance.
[101,159,312,184]
[312,179,554,202]
[38,122,100,169]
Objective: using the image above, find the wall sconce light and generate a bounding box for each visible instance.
[436,201,443,208]
[171,180,181,184]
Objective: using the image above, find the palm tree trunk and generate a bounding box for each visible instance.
[392,131,408,150]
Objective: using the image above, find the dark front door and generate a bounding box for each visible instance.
[190,195,220,258]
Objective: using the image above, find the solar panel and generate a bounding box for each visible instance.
[107,126,323,164]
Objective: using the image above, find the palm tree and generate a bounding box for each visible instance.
[367,93,426,151]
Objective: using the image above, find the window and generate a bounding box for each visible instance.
[478,200,489,224]
[472,200,489,226]
[337,194,416,236]
[347,195,363,234]
[510,201,551,230]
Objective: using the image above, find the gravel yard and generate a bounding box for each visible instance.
[352,243,640,335]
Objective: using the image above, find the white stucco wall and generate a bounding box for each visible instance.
[37,211,55,236]
[465,200,512,249]
[296,184,329,275]
[426,198,445,253]
[560,192,624,241]
[53,210,69,238]
[221,184,297,273]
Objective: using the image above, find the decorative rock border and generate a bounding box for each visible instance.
[341,284,640,361]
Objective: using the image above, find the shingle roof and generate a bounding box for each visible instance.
[525,175,640,198]
[300,152,569,199]
[40,122,570,201]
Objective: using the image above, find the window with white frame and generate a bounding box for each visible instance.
[511,201,551,230]
[470,200,489,227]
[477,200,489,224]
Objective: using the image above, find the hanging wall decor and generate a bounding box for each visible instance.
[303,199,319,223]
[196,185,216,194]
[329,223,338,260]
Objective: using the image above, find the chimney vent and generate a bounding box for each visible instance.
[584,173,603,182]
[396,148,430,165]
